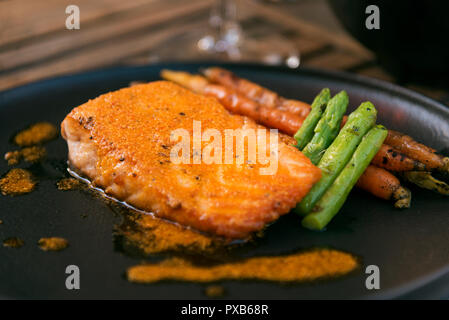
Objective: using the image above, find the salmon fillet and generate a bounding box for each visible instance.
[61,81,320,239]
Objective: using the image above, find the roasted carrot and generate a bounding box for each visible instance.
[162,70,304,135]
[371,144,427,172]
[206,69,449,174]
[402,171,449,196]
[161,70,209,93]
[341,116,429,171]
[203,67,311,118]
[203,67,277,106]
[340,115,348,128]
[204,85,303,135]
[343,118,442,171]
[164,69,445,177]
[384,130,444,169]
[356,165,411,208]
[443,157,449,174]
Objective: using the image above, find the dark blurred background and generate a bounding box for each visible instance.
[1,0,448,105]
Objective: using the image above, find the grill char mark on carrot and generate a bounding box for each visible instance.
[384,130,444,169]
[203,85,303,136]
[203,67,311,118]
[371,144,427,171]
[206,68,438,173]
[161,70,304,136]
[356,165,411,208]
[162,68,442,205]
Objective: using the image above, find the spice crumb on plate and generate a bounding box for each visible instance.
[4,146,46,165]
[13,122,58,146]
[38,237,69,251]
[0,168,36,196]
[57,178,81,191]
[116,211,219,255]
[3,237,24,248]
[204,285,225,298]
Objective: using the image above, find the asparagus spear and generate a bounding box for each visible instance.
[296,102,378,215]
[301,91,348,164]
[294,88,331,150]
[302,125,388,230]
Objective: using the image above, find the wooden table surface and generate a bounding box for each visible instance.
[1,0,448,106]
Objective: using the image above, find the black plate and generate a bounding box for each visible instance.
[1,63,448,299]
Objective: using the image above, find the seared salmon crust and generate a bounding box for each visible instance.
[61,81,321,238]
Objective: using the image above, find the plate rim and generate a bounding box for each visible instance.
[1,62,448,118]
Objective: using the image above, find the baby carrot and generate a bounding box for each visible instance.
[402,171,449,196]
[356,165,411,208]
[161,70,304,135]
[161,70,209,93]
[203,85,304,135]
[371,144,427,171]
[385,130,444,169]
[203,67,311,117]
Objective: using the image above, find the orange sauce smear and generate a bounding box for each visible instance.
[69,161,359,285]
[127,248,358,283]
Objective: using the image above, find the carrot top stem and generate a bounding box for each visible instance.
[392,186,412,209]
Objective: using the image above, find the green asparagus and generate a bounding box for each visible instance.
[302,125,388,230]
[294,88,331,150]
[296,102,378,215]
[301,91,348,164]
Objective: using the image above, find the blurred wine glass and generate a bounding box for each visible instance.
[149,0,300,68]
